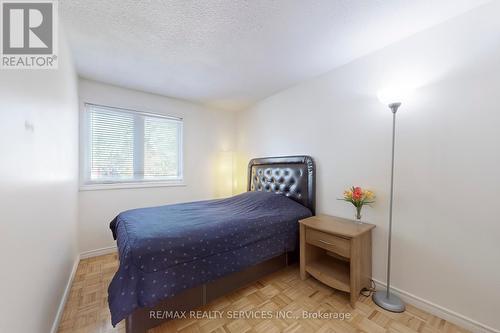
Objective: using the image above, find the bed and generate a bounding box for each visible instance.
[108,155,316,333]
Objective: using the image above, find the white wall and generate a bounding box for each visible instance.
[78,79,236,253]
[0,30,79,332]
[236,2,500,331]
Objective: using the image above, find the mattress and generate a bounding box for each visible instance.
[108,191,312,325]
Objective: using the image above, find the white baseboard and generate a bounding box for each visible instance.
[372,279,499,333]
[50,246,118,333]
[50,255,80,333]
[79,245,117,259]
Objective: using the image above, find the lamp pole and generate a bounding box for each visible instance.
[372,102,405,313]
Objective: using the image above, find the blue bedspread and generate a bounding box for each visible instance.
[108,191,312,325]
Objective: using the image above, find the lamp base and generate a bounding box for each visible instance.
[372,290,406,313]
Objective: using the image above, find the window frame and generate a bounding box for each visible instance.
[79,102,185,191]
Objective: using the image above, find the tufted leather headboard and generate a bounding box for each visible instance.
[247,155,315,215]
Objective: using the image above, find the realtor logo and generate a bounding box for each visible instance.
[1,0,58,69]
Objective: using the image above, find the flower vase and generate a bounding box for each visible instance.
[354,206,363,224]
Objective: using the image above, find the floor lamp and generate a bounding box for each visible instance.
[372,91,406,313]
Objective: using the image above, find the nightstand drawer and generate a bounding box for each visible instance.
[306,229,351,258]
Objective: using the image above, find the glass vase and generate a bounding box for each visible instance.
[354,206,363,224]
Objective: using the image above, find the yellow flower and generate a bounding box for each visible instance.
[344,190,353,199]
[364,190,375,200]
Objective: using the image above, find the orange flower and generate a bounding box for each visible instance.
[339,186,375,212]
[352,187,363,200]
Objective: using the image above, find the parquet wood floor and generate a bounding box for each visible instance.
[58,253,468,333]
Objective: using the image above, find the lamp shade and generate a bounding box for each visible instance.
[215,151,234,198]
[377,86,413,106]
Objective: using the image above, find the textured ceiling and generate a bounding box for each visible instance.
[60,0,490,111]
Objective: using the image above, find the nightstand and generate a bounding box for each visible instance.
[299,214,375,308]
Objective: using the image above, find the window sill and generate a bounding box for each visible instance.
[79,181,186,191]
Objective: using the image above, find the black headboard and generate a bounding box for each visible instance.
[247,155,315,214]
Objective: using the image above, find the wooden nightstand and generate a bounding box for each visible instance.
[299,214,375,308]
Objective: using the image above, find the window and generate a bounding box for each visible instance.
[81,103,183,188]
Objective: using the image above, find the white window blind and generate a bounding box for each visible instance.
[83,104,183,186]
